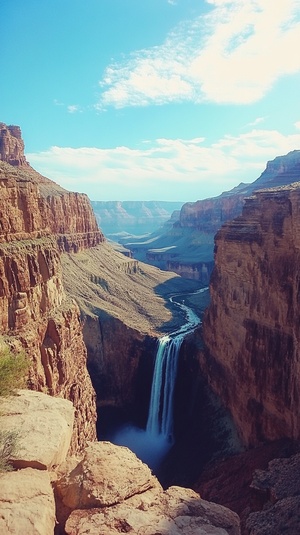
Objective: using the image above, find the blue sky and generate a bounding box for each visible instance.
[1,0,300,201]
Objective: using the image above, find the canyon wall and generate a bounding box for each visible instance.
[201,182,300,447]
[0,124,104,451]
[121,151,300,281]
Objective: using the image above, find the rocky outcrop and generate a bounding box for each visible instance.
[246,452,300,535]
[0,390,74,535]
[0,162,103,251]
[0,123,29,167]
[201,182,300,447]
[0,468,56,535]
[56,442,240,535]
[0,390,74,470]
[0,123,100,451]
[166,259,214,282]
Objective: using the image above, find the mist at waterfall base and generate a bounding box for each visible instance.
[111,425,172,472]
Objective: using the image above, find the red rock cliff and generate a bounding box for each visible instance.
[201,182,300,447]
[0,123,104,452]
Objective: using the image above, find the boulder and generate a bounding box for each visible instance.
[56,441,240,535]
[0,468,55,535]
[246,452,300,535]
[0,390,74,469]
[65,484,240,535]
[56,441,159,509]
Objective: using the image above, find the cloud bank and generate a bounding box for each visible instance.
[96,0,300,109]
[27,126,300,201]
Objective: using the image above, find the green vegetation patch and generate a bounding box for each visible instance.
[0,430,19,472]
[0,339,29,397]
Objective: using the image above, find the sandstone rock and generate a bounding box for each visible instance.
[0,123,29,167]
[57,441,159,509]
[0,126,100,452]
[0,390,74,469]
[56,442,240,535]
[244,452,300,534]
[65,484,240,535]
[0,468,55,535]
[201,184,300,447]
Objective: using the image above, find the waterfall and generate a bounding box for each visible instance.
[111,287,208,471]
[145,289,207,446]
[146,334,184,442]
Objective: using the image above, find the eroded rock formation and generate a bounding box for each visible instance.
[0,123,103,451]
[201,182,300,447]
[0,123,29,167]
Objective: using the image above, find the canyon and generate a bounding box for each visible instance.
[1,121,300,534]
[119,150,300,282]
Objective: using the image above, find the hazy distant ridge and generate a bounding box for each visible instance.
[91,200,183,236]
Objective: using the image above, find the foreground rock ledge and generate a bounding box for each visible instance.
[56,442,240,535]
[0,468,56,535]
[0,390,74,470]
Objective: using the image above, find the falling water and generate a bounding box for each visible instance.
[146,294,202,447]
[111,287,208,471]
[146,334,184,442]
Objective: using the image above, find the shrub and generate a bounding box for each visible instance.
[0,341,29,397]
[0,430,19,472]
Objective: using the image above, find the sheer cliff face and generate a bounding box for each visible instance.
[202,183,300,447]
[0,124,104,452]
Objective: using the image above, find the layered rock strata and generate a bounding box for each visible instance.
[0,124,102,451]
[0,123,29,167]
[202,183,300,447]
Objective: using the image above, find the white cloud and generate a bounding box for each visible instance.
[245,117,266,128]
[295,121,300,130]
[27,127,300,201]
[96,0,300,109]
[67,104,81,114]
